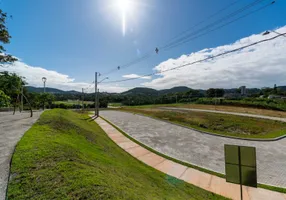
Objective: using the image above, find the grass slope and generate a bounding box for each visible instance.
[119,108,286,139]
[8,109,226,200]
[127,104,286,118]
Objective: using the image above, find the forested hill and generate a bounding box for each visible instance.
[121,86,192,96]
[26,86,80,94]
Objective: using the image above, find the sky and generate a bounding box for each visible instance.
[1,0,286,92]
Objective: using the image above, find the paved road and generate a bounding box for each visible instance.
[0,111,42,200]
[159,107,286,122]
[100,110,286,188]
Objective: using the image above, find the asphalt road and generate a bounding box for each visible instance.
[159,107,286,122]
[100,110,286,188]
[0,111,42,200]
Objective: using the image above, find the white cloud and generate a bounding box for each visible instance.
[122,73,151,79]
[142,26,286,90]
[1,61,129,93]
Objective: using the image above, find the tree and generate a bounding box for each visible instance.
[38,93,55,109]
[206,88,225,97]
[0,71,33,116]
[0,9,17,65]
[186,89,201,96]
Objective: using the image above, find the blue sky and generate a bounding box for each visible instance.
[1,0,286,92]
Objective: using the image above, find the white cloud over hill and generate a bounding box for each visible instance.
[142,26,286,90]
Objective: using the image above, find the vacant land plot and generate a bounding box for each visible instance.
[7,109,225,200]
[120,107,286,139]
[128,104,286,118]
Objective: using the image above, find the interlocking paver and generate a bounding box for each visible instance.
[100,110,286,188]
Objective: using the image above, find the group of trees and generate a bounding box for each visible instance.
[0,9,17,64]
[0,71,56,115]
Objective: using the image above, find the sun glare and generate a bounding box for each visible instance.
[117,0,131,12]
[116,0,133,36]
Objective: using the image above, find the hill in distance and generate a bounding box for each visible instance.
[26,86,81,94]
[26,85,286,96]
[121,86,192,96]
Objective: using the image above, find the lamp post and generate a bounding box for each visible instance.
[42,77,47,110]
[96,77,108,116]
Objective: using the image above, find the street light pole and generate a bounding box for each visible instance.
[21,85,23,111]
[82,88,84,111]
[42,77,47,110]
[97,89,99,116]
[95,72,98,117]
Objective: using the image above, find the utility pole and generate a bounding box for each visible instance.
[82,88,84,111]
[21,85,23,111]
[97,89,99,116]
[94,72,98,117]
[42,77,47,110]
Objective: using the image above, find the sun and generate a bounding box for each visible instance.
[117,0,131,12]
[115,0,133,36]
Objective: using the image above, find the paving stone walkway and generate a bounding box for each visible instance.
[94,116,286,200]
[100,110,286,188]
[0,111,42,200]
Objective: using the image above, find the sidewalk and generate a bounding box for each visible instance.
[94,117,286,200]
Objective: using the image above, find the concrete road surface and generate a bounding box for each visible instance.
[100,110,286,188]
[0,111,42,200]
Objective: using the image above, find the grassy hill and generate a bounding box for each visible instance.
[8,109,225,200]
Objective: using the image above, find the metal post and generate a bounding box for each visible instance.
[238,146,243,200]
[82,88,84,111]
[21,85,23,111]
[43,80,46,110]
[97,89,99,116]
[95,72,97,116]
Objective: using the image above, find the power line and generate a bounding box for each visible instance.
[161,0,271,50]
[100,32,285,84]
[163,1,274,50]
[162,0,241,44]
[99,0,256,77]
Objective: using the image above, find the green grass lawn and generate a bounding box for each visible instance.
[119,108,286,139]
[108,102,122,107]
[8,109,226,200]
[55,100,94,105]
